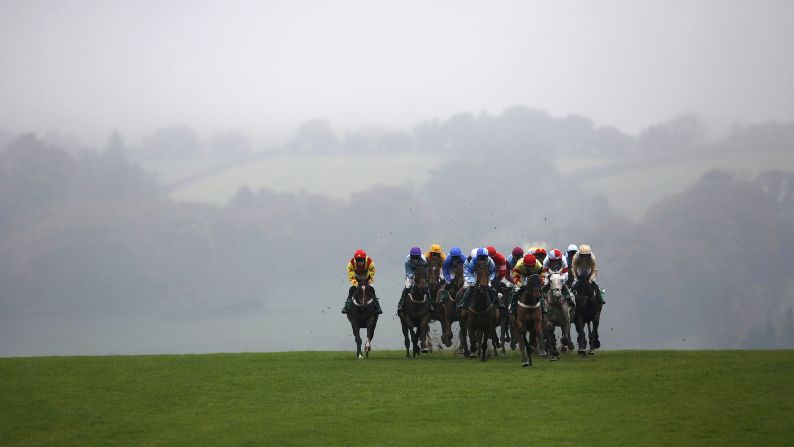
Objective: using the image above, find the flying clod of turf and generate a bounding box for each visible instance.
[1,350,792,446]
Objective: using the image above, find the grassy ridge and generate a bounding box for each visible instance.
[1,350,792,446]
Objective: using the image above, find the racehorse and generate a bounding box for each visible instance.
[442,263,465,351]
[543,272,574,361]
[460,259,498,361]
[346,279,379,359]
[573,269,603,356]
[399,264,431,358]
[424,259,451,351]
[492,279,512,355]
[510,273,543,367]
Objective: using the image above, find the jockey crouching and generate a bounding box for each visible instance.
[542,249,575,307]
[510,253,545,314]
[397,247,428,316]
[487,246,511,311]
[425,243,446,285]
[457,248,498,310]
[342,249,383,314]
[572,244,605,305]
[442,247,466,291]
[566,244,578,288]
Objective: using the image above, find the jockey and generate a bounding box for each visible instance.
[572,244,605,304]
[486,246,510,287]
[533,247,548,266]
[424,243,446,283]
[342,249,382,314]
[442,247,467,290]
[566,244,578,287]
[510,253,545,314]
[506,246,524,270]
[397,246,429,315]
[458,248,497,309]
[542,248,575,307]
[463,248,479,284]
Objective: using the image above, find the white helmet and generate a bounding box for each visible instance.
[578,244,592,255]
[470,248,478,258]
[568,244,578,252]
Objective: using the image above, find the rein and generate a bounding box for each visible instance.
[352,285,373,307]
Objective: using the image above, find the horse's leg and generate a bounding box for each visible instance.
[513,319,528,367]
[441,306,453,347]
[575,315,587,356]
[587,321,595,355]
[351,320,363,359]
[409,324,420,357]
[538,314,548,356]
[593,311,602,350]
[365,316,377,358]
[422,321,431,353]
[543,319,556,361]
[401,318,411,358]
[419,316,429,353]
[460,319,471,357]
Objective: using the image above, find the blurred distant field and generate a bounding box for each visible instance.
[138,150,794,218]
[152,153,445,203]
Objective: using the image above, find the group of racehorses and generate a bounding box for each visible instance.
[346,257,603,366]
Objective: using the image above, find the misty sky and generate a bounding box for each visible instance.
[1,0,793,145]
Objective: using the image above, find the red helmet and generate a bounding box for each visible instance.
[523,254,537,265]
[533,248,546,256]
[354,249,367,260]
[486,246,497,257]
[512,246,524,258]
[548,249,562,260]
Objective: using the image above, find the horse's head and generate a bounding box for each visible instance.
[428,262,440,286]
[547,273,563,305]
[414,264,429,289]
[475,258,490,287]
[354,282,373,307]
[452,262,464,286]
[574,279,594,306]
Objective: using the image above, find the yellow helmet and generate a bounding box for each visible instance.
[429,244,443,254]
[578,244,592,255]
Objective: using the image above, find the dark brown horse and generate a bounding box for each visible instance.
[573,275,603,356]
[399,264,431,358]
[510,274,543,367]
[424,259,451,351]
[460,260,498,361]
[442,263,465,350]
[492,279,512,356]
[346,281,379,359]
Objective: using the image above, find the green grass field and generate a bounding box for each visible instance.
[2,350,792,446]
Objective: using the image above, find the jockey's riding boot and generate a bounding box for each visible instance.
[342,296,352,314]
[397,288,408,316]
[373,297,383,314]
[458,287,471,310]
[593,281,606,304]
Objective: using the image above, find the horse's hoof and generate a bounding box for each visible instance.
[510,344,517,351]
[588,350,595,356]
[540,350,548,357]
[549,356,558,362]
[365,351,369,358]
[578,350,587,357]
[594,340,601,349]
[522,361,529,367]
[560,346,568,353]
[421,348,429,354]
[357,354,363,359]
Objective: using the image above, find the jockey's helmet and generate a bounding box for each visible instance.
[476,247,489,258]
[486,246,497,257]
[548,249,562,260]
[450,247,462,257]
[533,247,546,257]
[523,254,537,266]
[354,249,367,260]
[567,244,578,253]
[470,248,478,258]
[578,244,592,256]
[512,246,524,258]
[409,246,422,258]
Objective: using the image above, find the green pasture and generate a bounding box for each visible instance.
[1,350,792,446]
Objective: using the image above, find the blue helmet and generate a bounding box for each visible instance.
[476,247,489,257]
[410,246,422,256]
[449,247,462,257]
